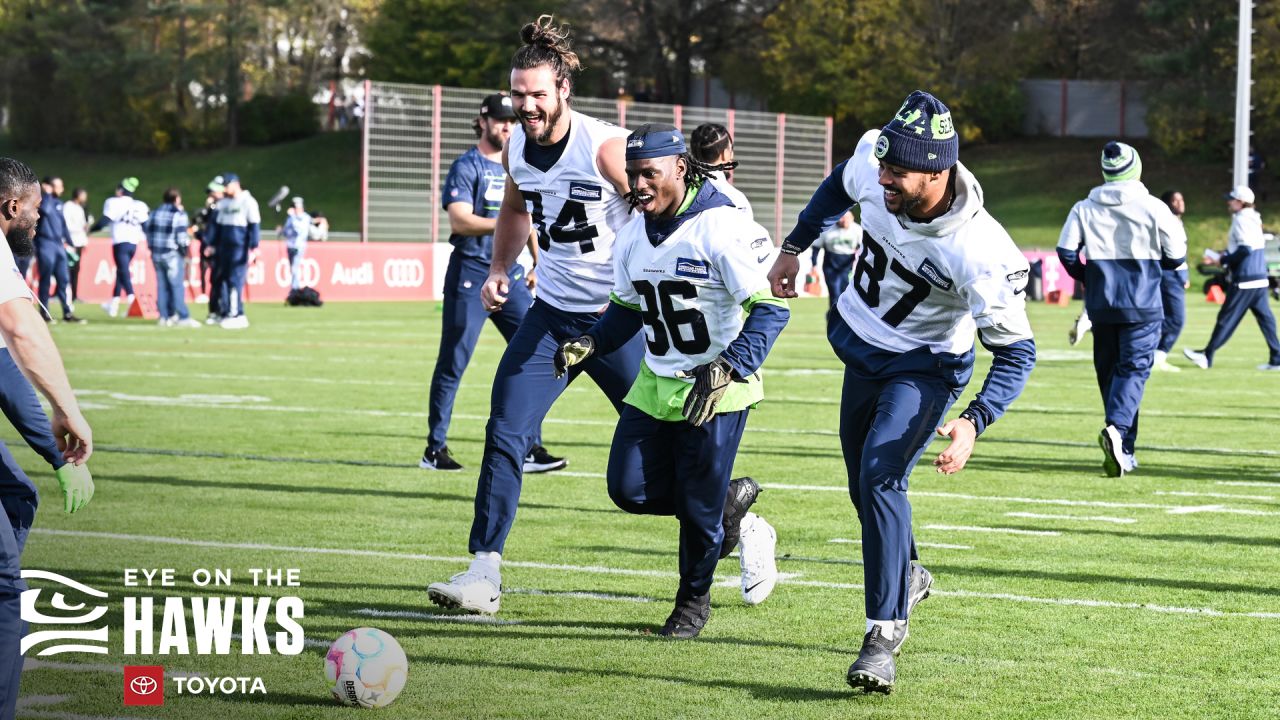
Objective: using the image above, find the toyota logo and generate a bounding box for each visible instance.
[383,259,425,288]
[130,676,159,695]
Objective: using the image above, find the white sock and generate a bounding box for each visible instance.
[470,552,501,580]
[865,618,896,639]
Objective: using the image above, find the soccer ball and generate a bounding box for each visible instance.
[324,627,408,709]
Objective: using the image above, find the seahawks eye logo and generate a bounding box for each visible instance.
[874,134,890,159]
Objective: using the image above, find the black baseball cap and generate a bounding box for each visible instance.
[480,93,517,120]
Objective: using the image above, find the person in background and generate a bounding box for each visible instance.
[194,177,224,313]
[1153,190,1190,372]
[689,123,751,217]
[1183,186,1280,372]
[810,211,861,306]
[279,197,311,290]
[33,177,82,324]
[145,187,199,328]
[0,157,95,718]
[208,173,259,329]
[62,187,90,303]
[310,211,330,242]
[92,177,148,317]
[1058,142,1186,476]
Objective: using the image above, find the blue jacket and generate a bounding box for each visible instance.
[1221,208,1268,285]
[34,192,72,247]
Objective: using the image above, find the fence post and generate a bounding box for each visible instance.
[775,113,787,245]
[617,98,627,127]
[360,79,371,243]
[824,115,833,176]
[430,85,443,244]
[726,109,735,138]
[673,104,683,131]
[1059,78,1068,137]
[1119,80,1127,138]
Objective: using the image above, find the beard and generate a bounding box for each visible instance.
[484,126,508,149]
[523,98,566,144]
[6,224,33,258]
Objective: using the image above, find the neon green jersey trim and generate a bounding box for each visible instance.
[623,359,764,422]
[742,289,788,312]
[609,292,641,311]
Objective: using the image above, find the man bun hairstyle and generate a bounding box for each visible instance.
[513,15,582,95]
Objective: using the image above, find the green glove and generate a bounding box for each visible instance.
[54,464,94,514]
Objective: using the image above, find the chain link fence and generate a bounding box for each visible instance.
[362,81,832,245]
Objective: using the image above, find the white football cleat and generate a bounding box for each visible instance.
[427,570,501,614]
[220,315,250,329]
[1183,348,1210,370]
[738,512,777,605]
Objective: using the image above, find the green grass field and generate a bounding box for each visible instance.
[13,296,1280,719]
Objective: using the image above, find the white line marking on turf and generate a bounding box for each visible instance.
[14,694,153,720]
[22,660,203,678]
[1217,480,1280,487]
[506,588,654,603]
[353,608,522,625]
[827,538,973,550]
[1005,512,1136,525]
[715,573,803,588]
[1155,490,1275,502]
[924,524,1061,537]
[31,530,1280,621]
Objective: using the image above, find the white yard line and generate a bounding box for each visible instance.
[352,608,522,625]
[30,529,1280,622]
[22,660,202,678]
[1005,512,1136,525]
[1155,490,1276,502]
[924,524,1061,537]
[827,538,974,550]
[1217,480,1280,487]
[505,588,655,603]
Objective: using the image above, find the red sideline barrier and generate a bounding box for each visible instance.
[57,238,434,304]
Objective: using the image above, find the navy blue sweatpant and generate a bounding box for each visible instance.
[216,241,249,318]
[606,406,748,597]
[1092,320,1159,454]
[112,242,136,297]
[469,299,644,554]
[427,254,538,453]
[822,253,855,308]
[829,314,966,621]
[1158,269,1188,354]
[35,242,71,319]
[1203,285,1280,367]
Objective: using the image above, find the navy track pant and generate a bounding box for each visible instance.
[829,314,965,621]
[1157,269,1187,354]
[216,241,249,318]
[35,242,71,318]
[468,299,645,554]
[111,242,136,297]
[606,406,748,597]
[1203,285,1280,367]
[427,255,538,453]
[822,253,855,308]
[1092,320,1159,454]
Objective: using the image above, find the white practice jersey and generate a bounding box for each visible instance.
[508,111,632,312]
[836,130,1032,355]
[708,170,753,219]
[612,203,774,377]
[102,195,149,245]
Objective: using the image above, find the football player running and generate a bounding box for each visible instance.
[769,91,1036,692]
[426,17,769,616]
[554,124,787,637]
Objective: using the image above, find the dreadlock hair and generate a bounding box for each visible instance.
[0,158,38,204]
[512,15,581,96]
[625,152,719,212]
[689,123,739,174]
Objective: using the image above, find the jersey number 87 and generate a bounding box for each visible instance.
[853,233,932,327]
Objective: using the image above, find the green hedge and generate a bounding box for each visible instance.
[238,93,320,146]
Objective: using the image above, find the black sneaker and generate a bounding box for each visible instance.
[523,445,567,473]
[719,476,761,559]
[419,445,463,471]
[658,592,710,639]
[847,626,896,694]
[62,314,87,324]
[891,562,934,654]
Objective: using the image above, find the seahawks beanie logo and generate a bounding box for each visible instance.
[1100,141,1142,183]
[876,90,958,172]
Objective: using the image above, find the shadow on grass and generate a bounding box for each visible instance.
[929,561,1280,597]
[104,474,621,515]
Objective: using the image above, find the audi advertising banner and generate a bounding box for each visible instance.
[61,239,433,304]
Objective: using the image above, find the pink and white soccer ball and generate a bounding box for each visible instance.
[324,627,408,708]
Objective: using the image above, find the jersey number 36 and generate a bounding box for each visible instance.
[632,280,711,356]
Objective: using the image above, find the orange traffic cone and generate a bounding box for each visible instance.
[803,269,822,296]
[1206,285,1226,304]
[127,292,161,319]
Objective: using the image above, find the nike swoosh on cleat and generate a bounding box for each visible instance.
[489,596,500,603]
[744,580,769,594]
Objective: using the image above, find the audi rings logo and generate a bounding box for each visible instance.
[131,676,159,695]
[382,259,425,288]
[275,257,321,288]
